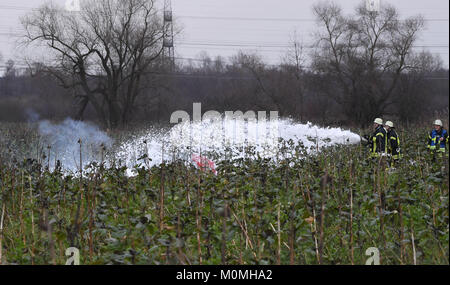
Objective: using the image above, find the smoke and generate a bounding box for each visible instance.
[38,118,112,172]
[25,108,41,123]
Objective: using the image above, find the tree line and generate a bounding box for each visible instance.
[0,0,448,128]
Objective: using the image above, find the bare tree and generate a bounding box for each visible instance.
[22,0,164,128]
[283,31,306,121]
[233,51,291,116]
[4,60,16,78]
[0,60,18,97]
[395,51,443,126]
[312,1,425,125]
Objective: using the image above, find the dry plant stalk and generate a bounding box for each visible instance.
[20,171,26,246]
[288,177,298,265]
[318,187,326,264]
[29,176,35,265]
[305,182,320,264]
[0,203,5,265]
[88,182,95,261]
[221,202,228,264]
[350,187,354,265]
[195,173,202,264]
[230,207,256,257]
[44,208,56,265]
[159,164,165,232]
[411,230,417,265]
[375,164,387,255]
[349,160,354,265]
[397,187,405,264]
[277,203,281,265]
[312,210,320,264]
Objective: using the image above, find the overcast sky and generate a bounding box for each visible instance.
[0,0,448,69]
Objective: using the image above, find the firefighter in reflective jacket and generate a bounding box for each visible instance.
[385,121,401,165]
[427,119,448,158]
[370,118,388,158]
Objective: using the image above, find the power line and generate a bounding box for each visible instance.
[177,15,450,23]
[178,15,316,22]
[0,5,38,11]
[0,4,449,23]
[1,37,448,60]
[178,41,449,49]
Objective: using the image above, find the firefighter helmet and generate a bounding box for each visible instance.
[385,121,394,128]
[374,118,383,125]
[434,119,443,127]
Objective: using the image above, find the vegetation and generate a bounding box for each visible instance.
[0,0,447,267]
[0,123,448,265]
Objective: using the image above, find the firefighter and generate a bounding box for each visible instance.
[369,118,388,158]
[385,121,401,166]
[427,119,448,159]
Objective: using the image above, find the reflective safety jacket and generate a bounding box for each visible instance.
[370,126,388,158]
[427,128,448,153]
[387,129,401,160]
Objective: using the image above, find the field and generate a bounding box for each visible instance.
[0,122,448,265]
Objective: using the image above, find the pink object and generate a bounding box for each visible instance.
[191,153,217,175]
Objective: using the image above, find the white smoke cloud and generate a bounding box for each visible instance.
[38,118,112,172]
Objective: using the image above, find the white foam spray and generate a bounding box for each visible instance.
[115,118,361,176]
